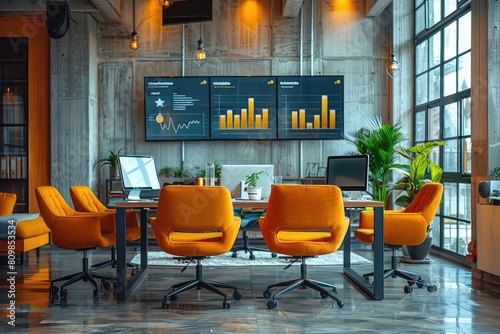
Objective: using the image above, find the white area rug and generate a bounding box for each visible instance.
[131,250,371,267]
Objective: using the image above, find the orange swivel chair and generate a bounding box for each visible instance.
[259,184,349,309]
[35,186,116,300]
[70,185,140,270]
[150,185,242,309]
[355,182,444,293]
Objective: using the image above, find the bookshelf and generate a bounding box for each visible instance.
[106,178,125,207]
[0,38,28,212]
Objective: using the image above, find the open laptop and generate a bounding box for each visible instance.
[220,164,274,199]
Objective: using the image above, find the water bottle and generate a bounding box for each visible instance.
[205,162,215,186]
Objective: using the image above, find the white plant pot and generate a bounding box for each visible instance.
[246,186,262,200]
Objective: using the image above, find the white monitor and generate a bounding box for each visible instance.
[220,164,275,199]
[118,155,161,200]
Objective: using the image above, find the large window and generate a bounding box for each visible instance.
[414,0,471,257]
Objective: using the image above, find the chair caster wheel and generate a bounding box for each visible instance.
[263,290,271,298]
[51,285,59,295]
[169,293,178,301]
[162,301,170,309]
[93,289,99,298]
[417,282,424,288]
[337,300,344,308]
[60,288,68,299]
[271,252,277,258]
[231,252,237,258]
[407,280,415,286]
[332,287,337,294]
[320,292,328,299]
[427,285,437,292]
[404,285,413,293]
[267,299,278,309]
[131,269,136,276]
[249,254,256,260]
[233,291,242,300]
[223,300,230,309]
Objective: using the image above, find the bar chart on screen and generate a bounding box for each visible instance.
[277,76,344,140]
[144,77,210,141]
[210,76,277,140]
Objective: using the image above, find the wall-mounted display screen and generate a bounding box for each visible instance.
[277,76,344,140]
[162,0,213,26]
[210,76,277,140]
[144,77,210,141]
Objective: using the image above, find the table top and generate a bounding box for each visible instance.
[115,198,383,209]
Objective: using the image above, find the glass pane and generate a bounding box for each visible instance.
[429,106,441,140]
[430,32,441,67]
[444,21,457,61]
[444,0,457,17]
[458,12,471,54]
[415,0,425,9]
[458,183,471,221]
[415,73,428,105]
[415,5,426,35]
[443,59,457,97]
[443,102,458,138]
[443,139,458,172]
[462,137,472,174]
[458,52,471,92]
[462,97,471,136]
[430,216,441,246]
[428,0,442,28]
[443,217,457,252]
[429,67,441,101]
[443,182,457,218]
[415,110,426,142]
[416,41,428,74]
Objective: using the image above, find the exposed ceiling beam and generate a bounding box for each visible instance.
[0,0,120,22]
[365,0,392,17]
[282,0,302,18]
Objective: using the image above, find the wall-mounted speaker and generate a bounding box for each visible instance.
[478,181,490,198]
[46,1,70,39]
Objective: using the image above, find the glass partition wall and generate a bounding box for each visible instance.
[414,0,471,258]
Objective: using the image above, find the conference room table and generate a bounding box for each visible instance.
[114,198,384,301]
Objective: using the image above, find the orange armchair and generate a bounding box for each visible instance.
[355,182,444,293]
[35,186,116,301]
[259,184,349,309]
[150,185,242,309]
[0,192,16,215]
[0,192,50,265]
[70,185,140,270]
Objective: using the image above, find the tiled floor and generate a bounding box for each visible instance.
[1,242,499,333]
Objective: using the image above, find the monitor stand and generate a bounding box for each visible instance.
[127,189,142,201]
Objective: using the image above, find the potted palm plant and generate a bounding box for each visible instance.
[345,117,407,208]
[392,141,445,260]
[94,147,124,179]
[245,170,270,200]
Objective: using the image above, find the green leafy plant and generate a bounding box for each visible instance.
[392,141,445,208]
[160,166,189,178]
[245,170,270,188]
[490,167,500,178]
[345,117,407,208]
[159,166,175,177]
[93,147,124,169]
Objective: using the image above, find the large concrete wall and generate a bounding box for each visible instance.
[50,0,392,199]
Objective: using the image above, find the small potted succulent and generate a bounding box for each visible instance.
[245,170,270,200]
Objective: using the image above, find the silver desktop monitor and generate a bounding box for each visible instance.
[220,164,274,199]
[118,154,161,200]
[325,155,369,195]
